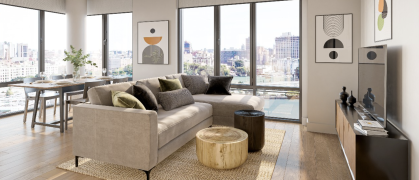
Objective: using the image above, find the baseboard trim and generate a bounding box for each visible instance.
[306,122,337,134]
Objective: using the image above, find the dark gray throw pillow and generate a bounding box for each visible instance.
[133,84,159,112]
[158,88,194,111]
[205,76,233,95]
[181,75,208,95]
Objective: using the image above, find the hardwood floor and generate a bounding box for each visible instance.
[0,107,352,180]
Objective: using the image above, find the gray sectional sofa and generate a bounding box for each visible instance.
[72,73,264,173]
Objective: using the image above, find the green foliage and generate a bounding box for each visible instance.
[234,60,244,68]
[221,65,230,76]
[6,87,13,96]
[63,45,96,71]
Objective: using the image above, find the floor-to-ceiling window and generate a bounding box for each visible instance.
[0,4,39,116]
[180,7,214,76]
[86,15,103,76]
[220,4,251,85]
[45,12,67,75]
[179,0,301,121]
[108,13,133,77]
[86,13,133,77]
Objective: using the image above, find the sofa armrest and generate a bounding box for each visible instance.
[73,104,158,171]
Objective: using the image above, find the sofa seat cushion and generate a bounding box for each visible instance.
[157,102,212,148]
[193,94,264,118]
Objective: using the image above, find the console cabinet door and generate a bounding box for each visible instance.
[343,119,356,177]
[336,104,344,143]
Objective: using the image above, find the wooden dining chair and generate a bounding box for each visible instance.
[52,74,84,112]
[23,78,60,123]
[112,77,129,84]
[64,80,106,129]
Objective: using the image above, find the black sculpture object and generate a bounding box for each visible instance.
[340,86,349,104]
[347,90,357,107]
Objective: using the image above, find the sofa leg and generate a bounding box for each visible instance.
[75,156,79,167]
[141,168,153,180]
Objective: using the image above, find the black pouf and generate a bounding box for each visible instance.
[234,110,265,152]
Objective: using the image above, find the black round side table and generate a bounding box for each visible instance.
[234,110,265,152]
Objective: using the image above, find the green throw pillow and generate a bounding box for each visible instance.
[111,91,146,110]
[158,78,182,92]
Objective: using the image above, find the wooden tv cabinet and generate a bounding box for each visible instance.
[335,100,408,180]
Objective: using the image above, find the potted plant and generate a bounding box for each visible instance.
[63,45,97,81]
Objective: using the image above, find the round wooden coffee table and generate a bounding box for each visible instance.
[196,127,248,169]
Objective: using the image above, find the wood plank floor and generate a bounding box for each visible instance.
[0,107,352,180]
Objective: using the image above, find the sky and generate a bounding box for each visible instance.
[182,0,300,51]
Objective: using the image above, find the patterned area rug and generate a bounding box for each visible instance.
[57,128,285,180]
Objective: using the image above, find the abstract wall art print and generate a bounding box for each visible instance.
[315,14,353,63]
[138,20,169,64]
[375,0,392,42]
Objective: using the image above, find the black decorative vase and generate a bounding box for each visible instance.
[347,91,357,107]
[339,86,349,104]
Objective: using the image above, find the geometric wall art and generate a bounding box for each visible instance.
[315,14,353,63]
[374,0,392,42]
[137,20,169,64]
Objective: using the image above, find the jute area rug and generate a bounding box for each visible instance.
[57,128,285,180]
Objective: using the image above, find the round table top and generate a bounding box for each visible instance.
[196,127,248,144]
[234,110,265,117]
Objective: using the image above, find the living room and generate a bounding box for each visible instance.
[0,0,416,179]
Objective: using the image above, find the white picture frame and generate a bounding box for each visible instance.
[315,14,353,63]
[374,0,392,42]
[137,20,169,64]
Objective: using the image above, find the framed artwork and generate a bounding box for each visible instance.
[374,0,392,42]
[315,14,353,63]
[137,20,169,64]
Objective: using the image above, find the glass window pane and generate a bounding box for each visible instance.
[220,4,250,85]
[257,89,299,119]
[0,4,39,82]
[181,7,214,76]
[0,5,39,115]
[256,1,299,87]
[86,15,103,76]
[45,12,66,75]
[108,13,132,77]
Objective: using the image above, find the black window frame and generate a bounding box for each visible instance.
[178,0,302,123]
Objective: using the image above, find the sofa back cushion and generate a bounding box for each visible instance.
[136,76,167,100]
[165,73,186,88]
[88,82,133,106]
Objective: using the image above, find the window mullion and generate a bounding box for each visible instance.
[39,10,45,73]
[102,14,108,72]
[250,3,256,95]
[214,6,220,76]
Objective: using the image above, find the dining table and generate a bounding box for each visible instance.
[8,77,116,133]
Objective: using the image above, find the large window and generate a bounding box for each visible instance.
[256,1,300,88]
[180,1,300,120]
[86,15,103,76]
[0,4,39,116]
[180,7,214,76]
[220,4,250,85]
[108,13,133,77]
[45,12,67,75]
[0,5,39,82]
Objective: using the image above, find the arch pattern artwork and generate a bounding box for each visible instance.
[375,0,392,42]
[137,21,169,64]
[315,14,352,63]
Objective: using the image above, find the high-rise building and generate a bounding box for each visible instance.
[275,32,299,59]
[184,41,192,54]
[16,43,28,58]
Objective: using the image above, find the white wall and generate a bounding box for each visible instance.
[306,0,361,134]
[361,0,419,179]
[301,0,308,125]
[66,0,87,74]
[132,0,178,80]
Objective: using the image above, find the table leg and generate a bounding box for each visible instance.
[58,88,64,133]
[31,90,41,128]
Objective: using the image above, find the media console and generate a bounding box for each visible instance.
[335,100,408,180]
